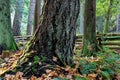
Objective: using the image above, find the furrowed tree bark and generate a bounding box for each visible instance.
[18,0,80,67]
[0,0,18,50]
[82,0,99,56]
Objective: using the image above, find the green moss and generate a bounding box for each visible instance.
[0,0,18,50]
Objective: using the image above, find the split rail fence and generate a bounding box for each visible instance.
[14,33,120,50]
[75,33,120,50]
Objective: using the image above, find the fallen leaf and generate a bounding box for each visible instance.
[48,71,58,77]
[87,73,97,80]
[115,74,120,80]
[31,75,37,80]
[52,56,57,62]
[41,74,47,79]
[15,71,23,80]
[46,69,52,74]
[65,66,71,71]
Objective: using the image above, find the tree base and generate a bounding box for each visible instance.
[1,51,67,78]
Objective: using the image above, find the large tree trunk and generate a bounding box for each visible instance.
[13,0,24,36]
[18,0,80,67]
[33,0,42,33]
[82,0,98,56]
[0,0,18,50]
[26,0,36,35]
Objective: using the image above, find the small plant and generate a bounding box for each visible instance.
[32,66,37,72]
[79,60,97,74]
[74,75,89,80]
[33,55,40,64]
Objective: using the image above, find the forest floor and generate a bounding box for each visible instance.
[0,39,120,80]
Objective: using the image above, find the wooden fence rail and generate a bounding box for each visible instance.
[14,35,31,42]
[14,33,120,50]
[75,33,120,50]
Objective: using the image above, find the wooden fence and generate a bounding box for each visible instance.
[75,33,120,50]
[14,35,31,42]
[14,33,120,50]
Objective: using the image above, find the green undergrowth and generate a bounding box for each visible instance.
[77,47,120,79]
[53,76,89,80]
[1,47,120,80]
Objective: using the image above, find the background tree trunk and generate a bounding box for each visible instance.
[0,0,18,50]
[79,1,85,35]
[18,0,80,67]
[82,0,98,56]
[13,0,24,36]
[26,0,36,35]
[96,16,104,33]
[116,14,120,32]
[33,0,42,33]
[103,0,113,33]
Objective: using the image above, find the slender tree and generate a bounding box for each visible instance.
[103,0,113,33]
[96,16,104,33]
[13,0,24,36]
[26,0,36,35]
[17,0,79,76]
[0,0,18,50]
[79,0,85,34]
[82,0,98,56]
[33,0,42,33]
[116,14,120,32]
